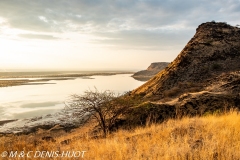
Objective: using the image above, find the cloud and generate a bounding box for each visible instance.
[18,34,60,40]
[0,0,240,48]
[92,29,193,50]
[1,0,239,32]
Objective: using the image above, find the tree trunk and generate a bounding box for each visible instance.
[99,112,107,138]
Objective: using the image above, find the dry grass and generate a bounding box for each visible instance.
[1,111,240,159]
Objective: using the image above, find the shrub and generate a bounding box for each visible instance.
[211,63,222,71]
[163,87,181,97]
[65,88,135,137]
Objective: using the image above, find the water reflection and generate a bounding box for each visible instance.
[0,74,144,120]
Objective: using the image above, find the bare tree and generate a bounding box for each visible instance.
[65,88,133,137]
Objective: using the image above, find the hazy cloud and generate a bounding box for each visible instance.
[18,34,60,40]
[92,29,193,50]
[0,0,240,48]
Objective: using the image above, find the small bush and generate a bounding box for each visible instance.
[139,92,146,97]
[204,40,213,46]
[163,82,202,98]
[211,63,222,71]
[202,65,209,73]
[163,87,181,97]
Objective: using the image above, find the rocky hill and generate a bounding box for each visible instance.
[127,22,240,124]
[132,22,240,98]
[132,62,169,81]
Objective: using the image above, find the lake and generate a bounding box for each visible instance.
[0,74,144,120]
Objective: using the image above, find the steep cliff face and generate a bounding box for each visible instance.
[132,22,240,98]
[132,62,169,81]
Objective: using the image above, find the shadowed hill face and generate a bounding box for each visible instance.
[132,22,240,98]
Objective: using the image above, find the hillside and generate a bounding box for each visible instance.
[132,62,169,81]
[1,112,240,159]
[132,22,240,98]
[127,22,240,124]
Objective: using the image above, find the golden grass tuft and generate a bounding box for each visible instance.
[1,111,240,159]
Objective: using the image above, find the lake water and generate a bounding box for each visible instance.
[0,74,144,120]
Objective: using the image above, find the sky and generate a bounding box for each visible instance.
[0,0,240,71]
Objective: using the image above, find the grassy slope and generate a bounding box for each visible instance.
[1,111,240,159]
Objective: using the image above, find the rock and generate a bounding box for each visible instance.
[60,139,72,145]
[42,136,56,142]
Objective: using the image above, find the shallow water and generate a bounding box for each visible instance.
[0,74,144,120]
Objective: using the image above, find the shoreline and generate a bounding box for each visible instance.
[0,120,17,126]
[0,72,134,88]
[0,71,136,134]
[0,71,134,78]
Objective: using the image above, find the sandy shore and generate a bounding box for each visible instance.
[0,72,134,87]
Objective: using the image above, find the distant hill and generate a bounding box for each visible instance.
[132,62,169,81]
